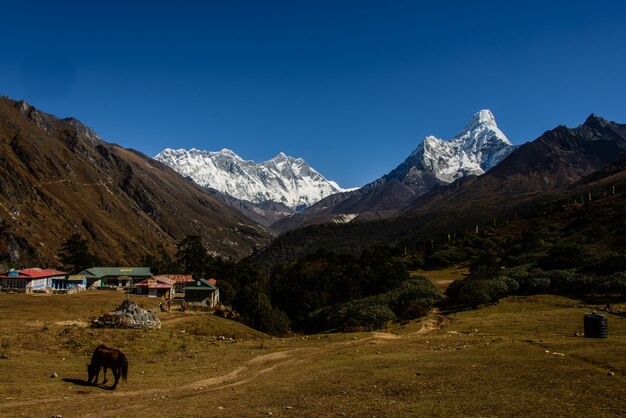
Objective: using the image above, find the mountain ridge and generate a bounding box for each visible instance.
[271,109,516,233]
[0,97,272,266]
[251,114,626,267]
[155,147,347,211]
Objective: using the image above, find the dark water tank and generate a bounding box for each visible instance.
[584,313,608,338]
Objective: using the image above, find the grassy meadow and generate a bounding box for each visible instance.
[0,290,624,417]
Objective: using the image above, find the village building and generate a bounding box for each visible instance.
[135,276,176,299]
[76,267,152,288]
[55,275,87,290]
[159,274,194,293]
[0,268,67,291]
[183,278,220,308]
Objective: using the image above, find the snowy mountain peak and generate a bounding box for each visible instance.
[406,110,516,184]
[154,148,347,210]
[465,109,497,130]
[219,148,239,157]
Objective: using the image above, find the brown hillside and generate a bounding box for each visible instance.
[0,97,272,266]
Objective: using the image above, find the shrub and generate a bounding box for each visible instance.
[341,303,396,331]
[583,254,626,275]
[301,277,441,333]
[539,243,586,270]
[425,247,466,269]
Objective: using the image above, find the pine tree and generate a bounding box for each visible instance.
[174,235,209,279]
[58,234,100,273]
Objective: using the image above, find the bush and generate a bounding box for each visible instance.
[425,247,466,269]
[341,303,396,331]
[583,254,626,275]
[302,277,441,333]
[539,243,586,270]
[386,278,441,317]
[446,274,519,307]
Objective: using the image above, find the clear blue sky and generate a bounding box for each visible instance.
[1,0,625,188]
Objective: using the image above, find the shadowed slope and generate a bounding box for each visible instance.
[0,97,271,265]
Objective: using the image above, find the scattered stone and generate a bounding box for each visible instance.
[211,336,236,343]
[92,300,161,330]
[218,406,224,410]
[544,350,550,354]
[284,406,293,410]
[608,372,615,376]
[51,372,58,378]
[552,352,565,357]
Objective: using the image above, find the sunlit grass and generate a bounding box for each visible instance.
[0,291,624,417]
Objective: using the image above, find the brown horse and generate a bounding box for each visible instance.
[87,345,128,389]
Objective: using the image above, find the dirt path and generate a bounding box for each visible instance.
[0,309,450,415]
[412,308,450,335]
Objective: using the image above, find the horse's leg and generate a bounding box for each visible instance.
[93,365,101,384]
[111,367,120,389]
[103,367,108,384]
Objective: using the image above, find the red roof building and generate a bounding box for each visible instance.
[0,268,67,290]
[135,276,176,298]
[160,274,194,292]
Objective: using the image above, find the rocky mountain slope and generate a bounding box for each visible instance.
[404,114,626,215]
[253,114,626,266]
[203,187,294,228]
[0,97,272,266]
[154,148,347,210]
[272,110,516,233]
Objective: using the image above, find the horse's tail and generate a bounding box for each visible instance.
[120,352,128,382]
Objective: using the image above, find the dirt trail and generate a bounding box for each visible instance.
[412,308,450,335]
[0,309,450,415]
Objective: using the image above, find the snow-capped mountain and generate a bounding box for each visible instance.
[271,109,516,233]
[388,109,514,186]
[154,148,346,210]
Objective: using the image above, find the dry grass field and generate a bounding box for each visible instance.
[0,290,624,417]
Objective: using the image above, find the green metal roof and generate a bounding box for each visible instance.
[183,278,218,291]
[76,267,152,279]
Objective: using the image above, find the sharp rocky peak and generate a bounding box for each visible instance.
[219,148,238,157]
[270,151,303,164]
[464,109,497,130]
[406,109,516,184]
[583,113,610,129]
